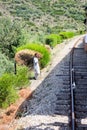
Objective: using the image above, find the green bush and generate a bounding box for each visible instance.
[0,52,14,76]
[0,17,30,58]
[14,65,29,89]
[45,34,62,47]
[57,35,63,44]
[59,32,75,40]
[0,65,29,108]
[77,30,85,35]
[45,34,58,47]
[0,73,18,108]
[16,43,50,68]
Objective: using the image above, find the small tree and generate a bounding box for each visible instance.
[0,17,29,58]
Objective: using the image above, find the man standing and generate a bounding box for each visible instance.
[33,53,40,80]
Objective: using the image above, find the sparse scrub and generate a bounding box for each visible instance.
[0,0,85,35]
[0,73,18,108]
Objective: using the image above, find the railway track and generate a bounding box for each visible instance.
[72,47,87,130]
[11,36,87,130]
[55,37,87,130]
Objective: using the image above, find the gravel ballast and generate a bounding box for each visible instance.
[10,36,84,130]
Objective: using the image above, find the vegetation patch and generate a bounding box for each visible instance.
[0,73,18,108]
[13,66,29,89]
[45,34,62,48]
[0,66,29,108]
[15,49,42,67]
[16,43,50,68]
[59,32,75,39]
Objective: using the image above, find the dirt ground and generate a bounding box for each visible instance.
[0,88,32,130]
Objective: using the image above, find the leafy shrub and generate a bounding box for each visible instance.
[57,35,63,44]
[59,32,75,40]
[77,30,85,35]
[14,65,29,89]
[0,17,30,58]
[0,52,14,76]
[16,43,50,68]
[45,34,62,47]
[0,65,29,108]
[0,73,18,108]
[45,34,58,47]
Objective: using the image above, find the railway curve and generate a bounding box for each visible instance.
[9,35,87,130]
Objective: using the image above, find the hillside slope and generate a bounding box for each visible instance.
[0,0,86,34]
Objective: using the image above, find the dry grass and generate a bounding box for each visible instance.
[15,49,42,67]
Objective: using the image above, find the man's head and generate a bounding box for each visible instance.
[34,53,38,57]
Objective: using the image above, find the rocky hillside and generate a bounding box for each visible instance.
[0,0,86,34]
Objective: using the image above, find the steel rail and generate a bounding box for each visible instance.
[70,47,75,130]
[70,37,83,130]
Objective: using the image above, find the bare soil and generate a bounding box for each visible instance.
[0,88,32,130]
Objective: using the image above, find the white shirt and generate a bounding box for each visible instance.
[84,34,87,43]
[33,57,40,74]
